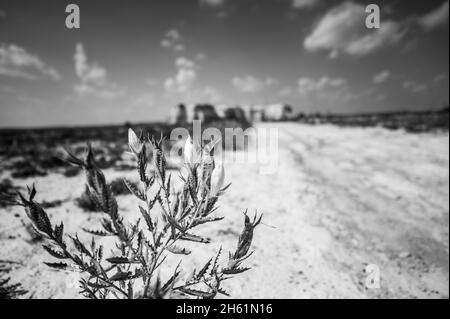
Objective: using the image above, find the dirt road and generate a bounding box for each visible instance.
[220,122,449,298]
[1,123,448,298]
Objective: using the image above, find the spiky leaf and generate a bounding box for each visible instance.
[44,262,68,270]
[42,245,67,259]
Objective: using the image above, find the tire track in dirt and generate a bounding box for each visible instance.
[267,122,449,298]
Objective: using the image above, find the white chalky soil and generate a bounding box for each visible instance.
[0,123,448,298]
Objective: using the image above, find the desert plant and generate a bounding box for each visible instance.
[16,129,261,299]
[0,179,22,208]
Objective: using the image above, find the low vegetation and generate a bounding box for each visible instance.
[0,261,27,299]
[296,106,449,133]
[0,179,22,208]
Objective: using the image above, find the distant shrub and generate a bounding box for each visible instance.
[10,160,47,179]
[41,199,64,209]
[109,178,130,196]
[75,186,101,213]
[0,179,22,208]
[96,155,117,170]
[0,262,27,299]
[63,166,80,177]
[38,154,65,170]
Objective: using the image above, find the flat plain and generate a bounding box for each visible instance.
[0,122,448,298]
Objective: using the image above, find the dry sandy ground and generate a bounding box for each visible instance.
[0,123,448,299]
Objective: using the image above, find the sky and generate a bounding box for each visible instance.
[0,0,449,127]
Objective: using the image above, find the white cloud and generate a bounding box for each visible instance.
[418,1,449,30]
[132,93,155,108]
[403,80,428,93]
[0,43,60,80]
[434,73,448,84]
[73,43,125,99]
[197,86,222,103]
[200,0,225,7]
[345,22,404,56]
[265,77,279,86]
[304,2,404,58]
[278,87,294,97]
[167,29,181,40]
[176,57,196,69]
[161,29,185,52]
[282,76,365,110]
[164,57,222,104]
[145,78,159,87]
[291,0,320,9]
[195,52,207,61]
[373,70,391,84]
[164,57,197,93]
[232,75,278,93]
[297,76,347,95]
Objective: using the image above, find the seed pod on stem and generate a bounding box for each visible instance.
[184,135,201,166]
[151,135,166,182]
[233,210,262,260]
[210,160,225,198]
[128,128,144,155]
[199,138,221,194]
